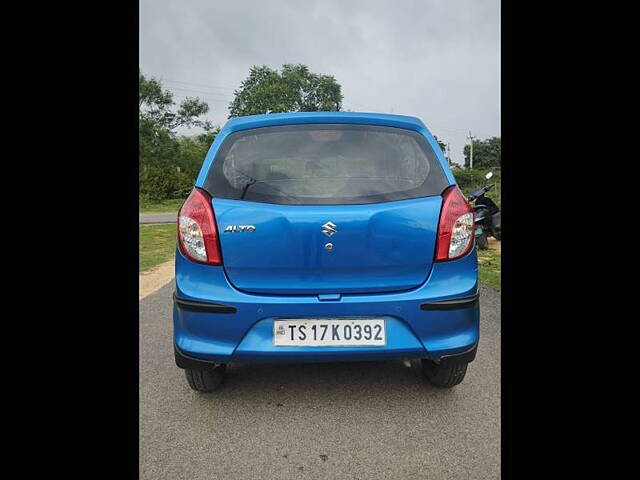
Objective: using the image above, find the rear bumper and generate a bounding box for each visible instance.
[174,340,478,369]
[173,247,480,365]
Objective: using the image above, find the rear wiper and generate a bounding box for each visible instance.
[228,166,301,203]
[240,178,257,200]
[224,167,258,200]
[240,178,301,203]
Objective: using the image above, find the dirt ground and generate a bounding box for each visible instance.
[139,259,175,300]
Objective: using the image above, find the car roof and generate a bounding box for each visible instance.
[223,111,427,132]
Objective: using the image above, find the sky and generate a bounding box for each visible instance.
[140,0,499,165]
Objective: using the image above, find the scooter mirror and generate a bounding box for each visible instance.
[485,172,493,180]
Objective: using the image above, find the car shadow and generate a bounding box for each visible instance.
[191,359,459,405]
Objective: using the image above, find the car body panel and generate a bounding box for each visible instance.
[175,112,479,365]
[214,195,443,295]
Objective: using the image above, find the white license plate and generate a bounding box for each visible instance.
[273,318,386,347]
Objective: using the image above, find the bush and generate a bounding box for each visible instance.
[139,125,217,202]
[139,193,152,210]
[139,164,193,201]
[453,169,487,192]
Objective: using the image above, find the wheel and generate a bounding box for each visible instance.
[492,230,501,241]
[476,232,489,250]
[185,365,226,393]
[421,359,468,388]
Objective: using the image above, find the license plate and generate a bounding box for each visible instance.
[273,318,386,347]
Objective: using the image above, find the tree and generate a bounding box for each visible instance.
[139,72,217,200]
[463,136,501,168]
[433,135,447,155]
[176,128,220,179]
[228,64,343,117]
[139,72,212,131]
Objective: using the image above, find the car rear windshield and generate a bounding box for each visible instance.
[203,124,449,205]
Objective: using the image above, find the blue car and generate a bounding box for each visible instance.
[173,111,479,392]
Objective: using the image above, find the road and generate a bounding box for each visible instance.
[139,283,500,480]
[139,213,176,225]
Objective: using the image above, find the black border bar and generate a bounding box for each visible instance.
[173,292,237,314]
[420,292,480,311]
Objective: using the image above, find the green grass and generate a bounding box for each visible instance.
[477,247,501,291]
[139,198,185,214]
[139,224,177,272]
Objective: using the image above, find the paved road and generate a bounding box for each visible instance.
[140,213,176,225]
[140,283,500,480]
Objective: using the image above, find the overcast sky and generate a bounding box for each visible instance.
[140,0,499,164]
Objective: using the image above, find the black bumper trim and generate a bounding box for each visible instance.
[174,343,222,369]
[174,341,478,368]
[173,292,237,314]
[420,292,480,311]
[438,344,478,364]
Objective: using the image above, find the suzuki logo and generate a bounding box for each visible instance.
[322,221,337,237]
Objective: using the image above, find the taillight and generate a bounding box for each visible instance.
[177,188,222,265]
[435,186,475,261]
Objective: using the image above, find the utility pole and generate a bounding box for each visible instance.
[467,131,476,169]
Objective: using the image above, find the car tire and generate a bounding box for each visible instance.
[185,365,226,393]
[421,359,468,388]
[476,232,489,250]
